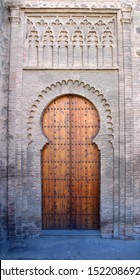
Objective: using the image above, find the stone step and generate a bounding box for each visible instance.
[40,230,101,237]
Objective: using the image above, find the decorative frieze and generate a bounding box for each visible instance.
[24,15,117,68]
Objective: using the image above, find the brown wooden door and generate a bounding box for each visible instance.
[42,95,100,229]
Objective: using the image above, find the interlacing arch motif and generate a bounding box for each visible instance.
[27,80,114,145]
[24,15,117,67]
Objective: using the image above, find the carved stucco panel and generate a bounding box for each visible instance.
[24,14,118,68]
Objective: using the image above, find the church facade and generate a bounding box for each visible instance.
[0,0,140,240]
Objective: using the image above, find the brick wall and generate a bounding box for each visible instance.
[132,3,140,238]
[0,0,10,239]
[0,0,139,240]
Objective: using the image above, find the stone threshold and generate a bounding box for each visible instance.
[40,230,101,237]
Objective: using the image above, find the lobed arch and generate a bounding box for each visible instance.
[27,79,114,149]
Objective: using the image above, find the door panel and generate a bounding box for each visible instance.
[42,96,70,229]
[42,95,100,229]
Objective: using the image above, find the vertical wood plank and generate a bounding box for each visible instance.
[42,95,100,230]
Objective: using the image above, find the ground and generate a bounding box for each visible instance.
[0,231,140,260]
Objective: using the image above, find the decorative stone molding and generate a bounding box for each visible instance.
[24,14,117,68]
[27,79,114,146]
[10,5,21,22]
[121,4,132,24]
[6,1,136,10]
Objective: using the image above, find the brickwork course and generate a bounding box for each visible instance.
[0,0,140,240]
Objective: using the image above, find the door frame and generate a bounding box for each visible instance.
[27,80,114,237]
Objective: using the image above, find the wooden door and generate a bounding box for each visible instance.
[42,95,100,229]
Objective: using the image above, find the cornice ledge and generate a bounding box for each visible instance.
[6,1,136,10]
[6,1,123,10]
[6,0,22,8]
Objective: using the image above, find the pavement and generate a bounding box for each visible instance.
[0,231,140,260]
